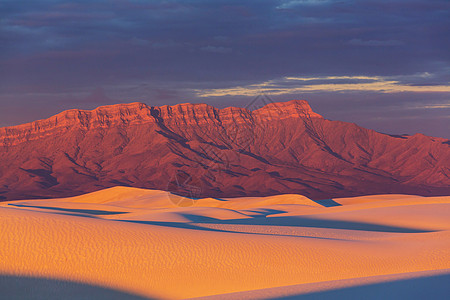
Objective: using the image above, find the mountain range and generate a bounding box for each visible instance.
[0,99,449,201]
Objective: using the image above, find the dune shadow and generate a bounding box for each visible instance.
[269,273,450,300]
[7,203,127,216]
[0,275,154,300]
[243,208,287,217]
[311,199,342,207]
[123,220,345,240]
[7,202,432,234]
[124,220,228,232]
[176,214,433,233]
[123,211,433,234]
[212,198,228,202]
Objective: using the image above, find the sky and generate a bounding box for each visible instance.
[1,0,449,138]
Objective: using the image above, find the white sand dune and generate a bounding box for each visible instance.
[0,187,449,299]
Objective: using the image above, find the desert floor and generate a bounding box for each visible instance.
[0,187,449,299]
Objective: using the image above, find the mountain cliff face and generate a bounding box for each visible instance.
[0,100,449,201]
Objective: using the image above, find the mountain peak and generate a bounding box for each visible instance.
[255,99,323,119]
[0,100,323,147]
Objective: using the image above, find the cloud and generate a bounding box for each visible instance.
[284,76,383,81]
[195,75,450,97]
[412,103,450,109]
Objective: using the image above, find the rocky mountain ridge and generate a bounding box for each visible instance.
[0,100,448,201]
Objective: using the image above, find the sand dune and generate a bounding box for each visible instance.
[1,187,449,299]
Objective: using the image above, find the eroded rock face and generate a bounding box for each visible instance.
[0,100,449,201]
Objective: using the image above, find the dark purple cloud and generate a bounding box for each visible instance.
[0,0,449,137]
